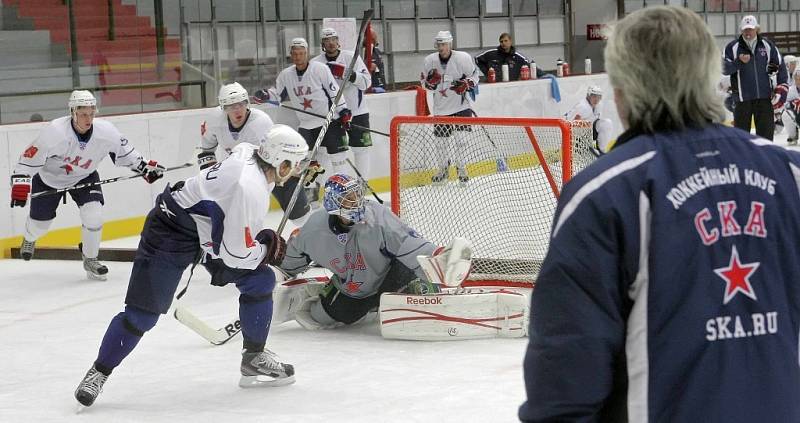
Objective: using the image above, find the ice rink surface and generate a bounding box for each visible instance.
[3,130,797,423]
[0,208,528,423]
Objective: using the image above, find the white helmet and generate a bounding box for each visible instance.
[258,124,309,170]
[587,85,603,97]
[290,37,308,50]
[434,30,453,48]
[321,27,338,41]
[68,90,96,110]
[785,55,797,66]
[218,82,249,107]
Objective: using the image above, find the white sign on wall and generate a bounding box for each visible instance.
[322,17,358,51]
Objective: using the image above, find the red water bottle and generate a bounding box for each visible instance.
[563,62,570,76]
[487,67,496,83]
[520,65,530,80]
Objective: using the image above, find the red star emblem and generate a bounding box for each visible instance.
[713,245,759,304]
[344,279,363,294]
[438,88,448,97]
[302,97,313,110]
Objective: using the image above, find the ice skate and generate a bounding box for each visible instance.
[789,136,798,146]
[74,365,108,408]
[431,167,449,184]
[20,239,35,261]
[457,167,469,185]
[83,254,108,281]
[239,348,296,388]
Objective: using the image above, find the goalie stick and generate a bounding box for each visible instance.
[31,162,194,199]
[276,8,374,236]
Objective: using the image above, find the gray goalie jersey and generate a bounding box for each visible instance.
[280,201,438,298]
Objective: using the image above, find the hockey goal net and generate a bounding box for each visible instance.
[390,116,596,288]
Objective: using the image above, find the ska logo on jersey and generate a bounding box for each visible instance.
[713,245,760,304]
[336,232,348,244]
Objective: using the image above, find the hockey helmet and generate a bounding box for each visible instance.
[68,90,97,110]
[323,173,366,224]
[587,85,603,97]
[321,27,338,41]
[258,124,309,171]
[434,30,453,48]
[218,82,249,108]
[785,55,797,66]
[290,37,309,50]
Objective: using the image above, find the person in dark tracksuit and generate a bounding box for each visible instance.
[723,15,787,141]
[520,6,800,422]
[475,33,542,81]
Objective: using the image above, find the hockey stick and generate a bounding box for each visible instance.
[30,162,194,199]
[469,111,508,173]
[173,305,241,346]
[346,158,383,204]
[276,9,374,236]
[259,100,389,138]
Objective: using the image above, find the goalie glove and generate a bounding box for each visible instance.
[423,68,442,90]
[450,77,475,95]
[417,237,473,288]
[135,160,165,184]
[10,174,31,208]
[197,151,217,170]
[772,83,789,110]
[256,228,286,266]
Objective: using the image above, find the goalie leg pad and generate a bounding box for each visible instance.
[271,276,329,325]
[379,289,529,340]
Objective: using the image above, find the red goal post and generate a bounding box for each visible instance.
[389,116,596,288]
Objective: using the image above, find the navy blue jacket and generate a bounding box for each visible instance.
[520,124,800,422]
[723,34,787,101]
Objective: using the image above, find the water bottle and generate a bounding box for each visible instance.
[556,58,564,77]
[562,61,570,76]
[584,57,592,75]
[501,64,510,82]
[520,64,530,80]
[487,67,496,83]
[530,61,537,79]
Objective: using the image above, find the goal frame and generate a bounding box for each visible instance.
[388,116,587,289]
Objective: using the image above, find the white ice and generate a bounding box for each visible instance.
[0,209,528,423]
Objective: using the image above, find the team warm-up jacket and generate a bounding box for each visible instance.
[279,201,437,298]
[723,34,787,102]
[474,45,539,81]
[520,123,800,422]
[172,143,274,270]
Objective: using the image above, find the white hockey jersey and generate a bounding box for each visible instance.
[420,50,479,116]
[276,61,347,129]
[565,97,601,122]
[14,116,144,189]
[280,201,438,298]
[199,107,273,160]
[172,143,274,270]
[311,50,371,116]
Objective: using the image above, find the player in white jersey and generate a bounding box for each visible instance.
[274,173,472,329]
[420,30,480,184]
[74,125,308,408]
[11,90,164,280]
[197,82,314,226]
[266,38,352,184]
[564,85,614,153]
[781,70,800,144]
[311,28,373,177]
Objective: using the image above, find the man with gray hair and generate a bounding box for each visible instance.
[521,5,800,422]
[723,14,787,140]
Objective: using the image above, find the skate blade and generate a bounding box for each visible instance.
[86,271,107,281]
[238,374,296,388]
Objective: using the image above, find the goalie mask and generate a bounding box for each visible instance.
[323,173,366,224]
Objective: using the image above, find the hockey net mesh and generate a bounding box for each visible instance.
[390,117,596,287]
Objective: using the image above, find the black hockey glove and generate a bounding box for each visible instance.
[256,229,286,266]
[302,160,325,187]
[136,160,165,184]
[338,108,353,131]
[768,62,780,74]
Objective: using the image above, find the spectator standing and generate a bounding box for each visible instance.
[475,33,543,81]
